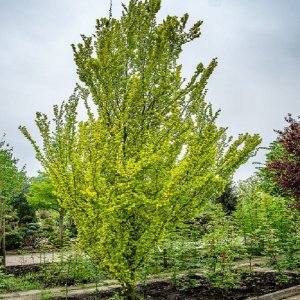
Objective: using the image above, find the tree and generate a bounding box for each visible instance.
[20,1,261,298]
[234,176,299,266]
[0,136,26,266]
[266,114,300,209]
[28,172,66,246]
[215,180,238,214]
[10,189,36,225]
[257,141,288,197]
[5,189,37,251]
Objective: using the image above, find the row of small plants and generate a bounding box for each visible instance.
[1,188,299,296]
[0,251,104,292]
[146,190,300,290]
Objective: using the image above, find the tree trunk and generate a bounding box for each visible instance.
[122,282,137,300]
[57,208,66,247]
[0,205,6,267]
[163,248,168,268]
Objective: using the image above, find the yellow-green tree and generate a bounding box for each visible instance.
[20,1,261,298]
[28,172,66,246]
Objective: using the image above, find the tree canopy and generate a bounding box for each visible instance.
[215,181,238,214]
[20,0,261,298]
[0,137,26,200]
[27,172,66,245]
[257,141,288,197]
[266,114,300,209]
[28,172,59,212]
[0,136,27,266]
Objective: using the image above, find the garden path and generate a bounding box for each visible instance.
[6,251,73,266]
[284,295,300,300]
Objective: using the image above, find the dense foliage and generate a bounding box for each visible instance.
[215,181,238,214]
[20,1,260,298]
[0,136,27,266]
[257,141,287,196]
[266,115,300,209]
[28,173,66,245]
[234,177,300,270]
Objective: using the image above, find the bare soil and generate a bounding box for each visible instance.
[52,272,300,300]
[4,257,300,300]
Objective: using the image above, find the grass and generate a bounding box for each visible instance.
[0,273,41,292]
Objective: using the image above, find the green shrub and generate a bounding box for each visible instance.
[0,274,41,292]
[201,204,243,289]
[31,253,104,287]
[5,229,23,250]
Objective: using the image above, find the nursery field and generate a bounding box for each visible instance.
[1,197,300,299]
[1,244,300,299]
[1,144,300,300]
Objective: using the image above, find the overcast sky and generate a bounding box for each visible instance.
[0,0,299,181]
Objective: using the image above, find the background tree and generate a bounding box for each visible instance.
[234,176,299,267]
[257,141,288,197]
[266,114,300,209]
[0,136,26,266]
[28,172,66,245]
[5,188,37,250]
[215,180,238,214]
[20,0,261,298]
[10,189,36,225]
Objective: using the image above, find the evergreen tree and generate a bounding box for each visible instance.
[215,181,238,214]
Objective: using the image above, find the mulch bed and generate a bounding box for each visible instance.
[52,271,300,300]
[5,264,43,276]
